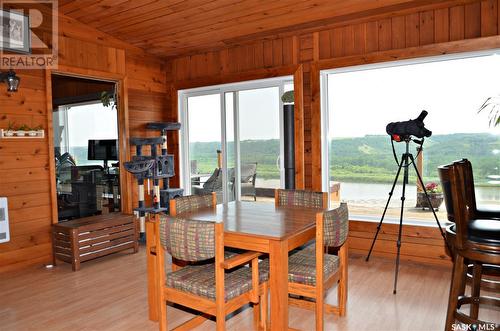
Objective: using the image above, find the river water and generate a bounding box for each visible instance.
[255,179,499,205]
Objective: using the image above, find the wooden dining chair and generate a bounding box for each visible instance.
[275,189,330,253]
[166,193,217,271]
[275,189,328,209]
[155,215,269,331]
[169,193,217,216]
[439,162,500,331]
[261,203,349,330]
[145,193,218,321]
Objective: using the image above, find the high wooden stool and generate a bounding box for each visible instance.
[439,161,500,331]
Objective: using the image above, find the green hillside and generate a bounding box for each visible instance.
[330,133,499,185]
[190,133,499,185]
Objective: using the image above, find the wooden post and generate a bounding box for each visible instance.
[217,149,222,169]
[416,146,424,208]
[416,146,424,192]
[146,217,159,322]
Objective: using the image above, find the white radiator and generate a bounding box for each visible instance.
[0,197,10,243]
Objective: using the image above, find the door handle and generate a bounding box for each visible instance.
[276,155,281,170]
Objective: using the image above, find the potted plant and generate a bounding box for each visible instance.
[101,91,117,110]
[478,96,500,127]
[16,124,29,137]
[281,90,294,104]
[28,125,42,137]
[417,182,444,210]
[5,121,16,137]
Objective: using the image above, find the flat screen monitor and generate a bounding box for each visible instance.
[88,139,118,161]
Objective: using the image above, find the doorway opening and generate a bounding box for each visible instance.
[51,74,121,222]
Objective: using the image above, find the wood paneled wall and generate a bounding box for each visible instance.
[166,0,500,264]
[2,0,500,270]
[168,0,500,190]
[0,13,169,272]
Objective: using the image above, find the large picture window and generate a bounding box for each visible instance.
[322,52,500,223]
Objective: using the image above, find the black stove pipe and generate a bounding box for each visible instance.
[283,104,295,189]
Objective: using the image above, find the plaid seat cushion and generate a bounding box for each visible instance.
[259,248,339,286]
[288,248,340,286]
[174,194,213,215]
[276,189,325,208]
[323,203,349,247]
[159,216,215,262]
[166,260,269,302]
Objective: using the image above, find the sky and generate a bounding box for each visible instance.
[67,102,118,147]
[185,53,499,144]
[187,86,280,143]
[62,53,500,149]
[328,53,500,138]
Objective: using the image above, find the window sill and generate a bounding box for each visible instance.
[348,214,451,228]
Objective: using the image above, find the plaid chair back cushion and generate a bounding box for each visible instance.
[174,194,213,215]
[277,189,325,209]
[323,202,349,247]
[159,215,216,262]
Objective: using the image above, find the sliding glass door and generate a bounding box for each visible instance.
[184,92,224,201]
[238,87,282,200]
[180,77,292,203]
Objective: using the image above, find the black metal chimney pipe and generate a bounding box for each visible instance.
[283,104,295,189]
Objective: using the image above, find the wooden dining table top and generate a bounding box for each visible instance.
[175,201,321,240]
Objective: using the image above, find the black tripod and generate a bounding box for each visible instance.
[365,137,451,294]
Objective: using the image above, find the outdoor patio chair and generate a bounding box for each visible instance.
[192,168,234,203]
[240,163,258,201]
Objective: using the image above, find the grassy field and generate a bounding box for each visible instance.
[190,133,499,186]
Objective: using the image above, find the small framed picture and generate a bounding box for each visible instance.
[0,9,31,54]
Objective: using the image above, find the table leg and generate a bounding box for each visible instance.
[146,220,158,321]
[269,240,289,330]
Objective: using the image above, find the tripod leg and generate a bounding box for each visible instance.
[366,157,405,262]
[393,154,408,294]
[408,154,452,254]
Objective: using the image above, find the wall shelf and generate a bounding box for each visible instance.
[0,129,45,139]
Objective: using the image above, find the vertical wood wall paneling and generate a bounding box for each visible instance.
[0,12,169,271]
[481,0,498,36]
[165,0,500,199]
[44,71,57,226]
[449,5,465,41]
[465,2,481,39]
[434,8,450,43]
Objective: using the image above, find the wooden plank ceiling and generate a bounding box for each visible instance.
[58,0,440,58]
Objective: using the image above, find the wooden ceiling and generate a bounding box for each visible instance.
[59,0,448,58]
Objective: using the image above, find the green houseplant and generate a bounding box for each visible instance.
[101,91,117,110]
[478,96,500,127]
[28,125,42,137]
[5,121,16,137]
[281,90,294,104]
[16,124,29,137]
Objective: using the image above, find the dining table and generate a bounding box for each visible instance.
[147,200,321,330]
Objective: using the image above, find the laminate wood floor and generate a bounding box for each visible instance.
[1,247,498,331]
